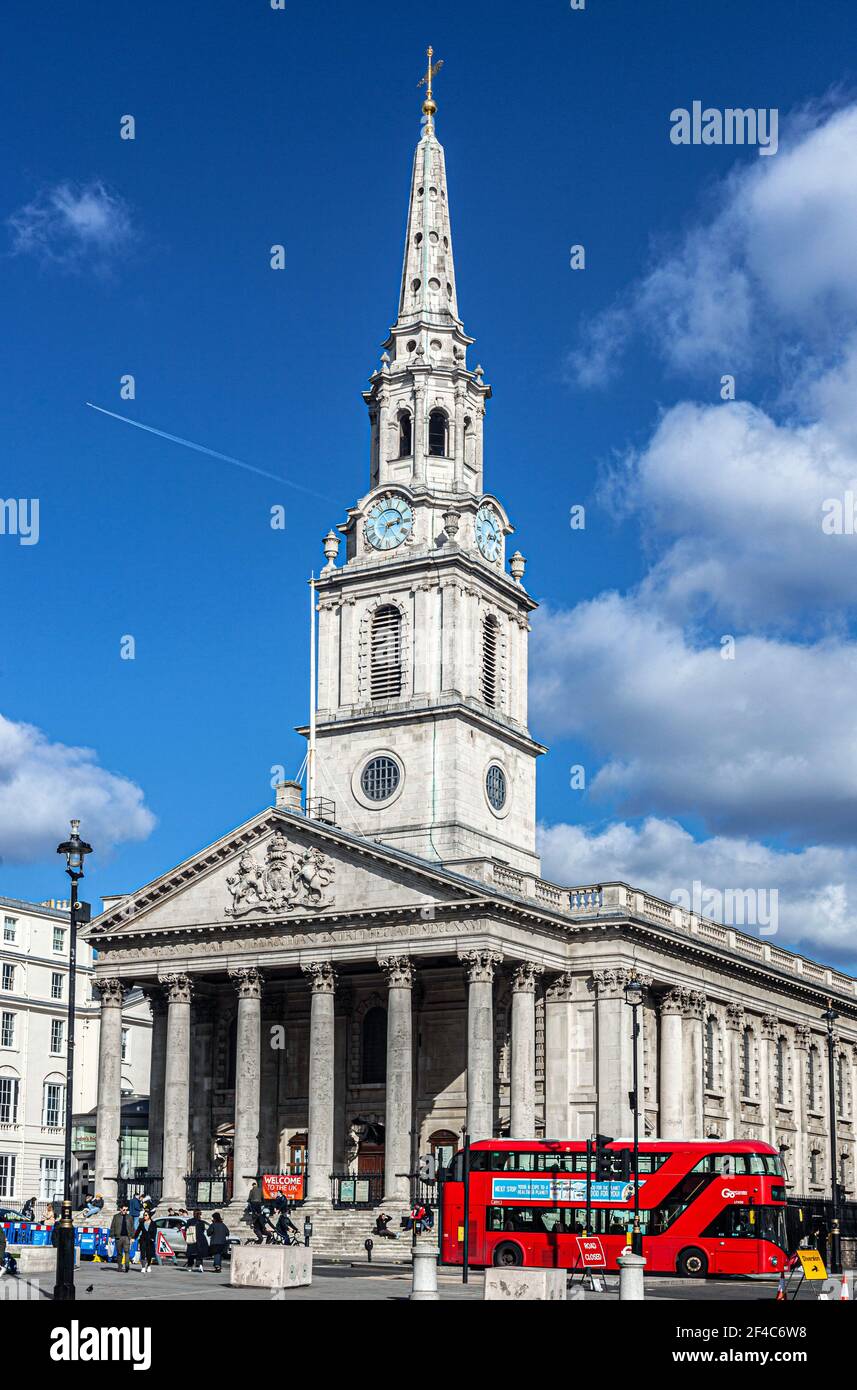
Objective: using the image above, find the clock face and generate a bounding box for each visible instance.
[364,494,414,551]
[475,504,502,562]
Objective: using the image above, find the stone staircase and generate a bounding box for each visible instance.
[301,1208,420,1263]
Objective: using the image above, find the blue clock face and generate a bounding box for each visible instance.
[365,494,414,551]
[476,504,502,562]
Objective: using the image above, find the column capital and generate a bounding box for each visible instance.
[96,977,125,1008]
[794,1023,812,1050]
[460,949,502,984]
[682,989,706,1020]
[659,987,685,1017]
[546,971,575,1003]
[761,1013,779,1040]
[593,967,654,1000]
[379,956,414,989]
[229,966,264,1000]
[726,1002,745,1031]
[161,972,193,1005]
[303,961,336,995]
[510,961,544,994]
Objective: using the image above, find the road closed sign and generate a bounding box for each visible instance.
[575,1236,606,1268]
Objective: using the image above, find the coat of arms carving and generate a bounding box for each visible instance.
[225,833,335,917]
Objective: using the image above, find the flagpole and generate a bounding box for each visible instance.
[308,573,316,814]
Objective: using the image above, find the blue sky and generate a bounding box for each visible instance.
[4,1,857,969]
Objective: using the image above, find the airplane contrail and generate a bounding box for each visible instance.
[85,402,335,502]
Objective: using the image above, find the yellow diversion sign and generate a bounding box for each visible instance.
[796,1249,828,1280]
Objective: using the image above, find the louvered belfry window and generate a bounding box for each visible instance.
[482,614,499,707]
[371,604,402,701]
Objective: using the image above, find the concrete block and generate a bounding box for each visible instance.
[484,1268,567,1301]
[9,1245,79,1274]
[229,1243,312,1290]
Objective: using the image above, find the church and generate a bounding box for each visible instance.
[84,63,857,1228]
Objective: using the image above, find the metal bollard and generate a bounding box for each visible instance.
[365,1238,373,1264]
[617,1248,646,1300]
[410,1242,440,1301]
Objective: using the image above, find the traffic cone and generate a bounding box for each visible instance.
[775,1273,787,1301]
[840,1272,850,1301]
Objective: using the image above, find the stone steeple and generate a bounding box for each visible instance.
[363,55,491,496]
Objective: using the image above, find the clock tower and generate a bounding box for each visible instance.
[309,56,545,876]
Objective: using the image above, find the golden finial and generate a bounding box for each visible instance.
[418,45,444,129]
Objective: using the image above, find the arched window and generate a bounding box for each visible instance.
[398,412,412,458]
[428,408,448,457]
[370,605,402,701]
[776,1036,787,1105]
[704,1016,717,1090]
[361,1007,387,1084]
[810,1148,822,1184]
[482,614,499,707]
[741,1025,753,1098]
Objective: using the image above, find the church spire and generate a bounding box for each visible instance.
[396,47,460,329]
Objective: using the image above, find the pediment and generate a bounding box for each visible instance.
[85,807,483,942]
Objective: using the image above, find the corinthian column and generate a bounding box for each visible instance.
[229,967,264,1207]
[595,969,650,1137]
[794,1024,811,1191]
[682,990,706,1138]
[413,381,426,484]
[658,989,684,1140]
[545,973,574,1138]
[146,992,167,1182]
[94,977,125,1207]
[510,962,543,1137]
[380,957,414,1205]
[303,962,336,1207]
[725,1004,745,1141]
[761,1014,778,1146]
[161,973,193,1206]
[461,951,501,1140]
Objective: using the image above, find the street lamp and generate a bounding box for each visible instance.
[54,818,93,1302]
[624,975,644,1257]
[823,999,842,1274]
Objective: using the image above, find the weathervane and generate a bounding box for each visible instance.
[418,45,444,132]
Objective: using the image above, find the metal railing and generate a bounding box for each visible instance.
[330,1172,384,1208]
[184,1171,231,1207]
[117,1173,162,1204]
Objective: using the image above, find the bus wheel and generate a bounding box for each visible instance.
[493,1242,524,1267]
[677,1247,708,1278]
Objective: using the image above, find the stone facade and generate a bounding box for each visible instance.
[83,99,857,1218]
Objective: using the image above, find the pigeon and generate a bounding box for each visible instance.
[85,1285,94,1294]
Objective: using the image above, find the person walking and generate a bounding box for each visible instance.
[207,1212,230,1272]
[135,1210,157,1275]
[110,1204,133,1273]
[20,1197,36,1222]
[129,1193,142,1224]
[183,1209,210,1272]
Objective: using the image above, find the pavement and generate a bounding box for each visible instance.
[0,1259,824,1302]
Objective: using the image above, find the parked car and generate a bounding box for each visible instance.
[0,1207,26,1224]
[151,1215,240,1260]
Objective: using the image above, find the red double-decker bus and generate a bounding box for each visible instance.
[440,1138,789,1277]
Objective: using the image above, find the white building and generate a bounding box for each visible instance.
[0,895,151,1207]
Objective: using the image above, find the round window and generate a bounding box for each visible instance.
[361,756,401,802]
[486,764,507,811]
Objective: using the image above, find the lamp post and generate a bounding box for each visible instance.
[823,1000,842,1274]
[53,819,92,1302]
[624,975,644,1257]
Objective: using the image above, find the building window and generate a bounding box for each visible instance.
[121,1028,129,1062]
[398,412,412,458]
[837,1053,848,1117]
[1,964,14,993]
[361,1007,387,1084]
[704,1016,717,1090]
[0,1077,19,1124]
[370,605,402,701]
[42,1082,64,1128]
[39,1155,64,1202]
[776,1036,787,1105]
[810,1149,822,1185]
[50,972,63,1001]
[0,1012,15,1049]
[0,1153,17,1199]
[52,927,66,954]
[428,408,448,457]
[482,614,499,707]
[361,755,400,802]
[808,1045,820,1111]
[50,1019,64,1055]
[3,917,16,943]
[741,1025,754,1098]
[486,764,507,812]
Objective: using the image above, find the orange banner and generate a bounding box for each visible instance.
[261,1173,304,1202]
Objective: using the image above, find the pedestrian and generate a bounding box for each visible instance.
[20,1197,36,1222]
[0,1220,17,1278]
[129,1193,142,1224]
[135,1209,157,1275]
[51,1195,63,1220]
[183,1209,209,1272]
[110,1203,134,1273]
[207,1212,230,1271]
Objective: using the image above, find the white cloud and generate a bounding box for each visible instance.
[7,180,135,272]
[538,817,857,968]
[0,713,155,865]
[531,596,857,845]
[568,102,857,384]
